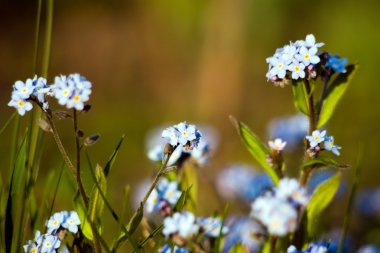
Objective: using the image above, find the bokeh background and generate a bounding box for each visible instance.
[1,0,380,249]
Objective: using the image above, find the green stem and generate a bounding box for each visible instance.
[269,236,277,253]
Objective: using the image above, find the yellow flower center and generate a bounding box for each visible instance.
[73,95,80,102]
[304,54,310,59]
[32,249,37,253]
[295,66,300,71]
[314,136,319,141]
[22,88,27,93]
[277,63,283,69]
[53,220,59,226]
[63,90,69,96]
[328,141,334,147]
[68,219,74,224]
[18,101,25,107]
[45,242,51,248]
[181,131,188,137]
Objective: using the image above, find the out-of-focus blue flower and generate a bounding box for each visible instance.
[158,245,189,253]
[357,245,380,253]
[197,217,228,238]
[326,55,347,73]
[163,211,199,239]
[145,178,182,214]
[216,164,273,204]
[267,114,309,151]
[356,188,380,217]
[222,216,263,253]
[307,169,346,198]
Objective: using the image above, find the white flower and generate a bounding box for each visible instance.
[14,79,34,99]
[163,211,199,239]
[145,188,159,213]
[251,195,298,236]
[306,130,326,148]
[276,178,309,207]
[197,217,228,237]
[61,211,81,234]
[304,34,325,48]
[162,127,180,146]
[267,57,288,79]
[268,138,287,151]
[8,95,33,116]
[296,46,320,66]
[289,61,306,80]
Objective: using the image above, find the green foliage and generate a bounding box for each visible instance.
[307,171,342,236]
[228,243,250,253]
[179,163,198,212]
[88,164,107,224]
[317,65,358,127]
[104,135,125,177]
[230,116,279,184]
[292,79,310,116]
[301,156,349,170]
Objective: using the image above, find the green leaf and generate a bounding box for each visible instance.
[74,195,94,241]
[292,79,310,116]
[307,171,342,236]
[174,185,193,212]
[301,157,349,170]
[228,243,250,253]
[104,135,125,177]
[126,203,144,235]
[230,116,279,184]
[0,112,16,137]
[180,163,198,212]
[317,64,357,128]
[88,164,107,224]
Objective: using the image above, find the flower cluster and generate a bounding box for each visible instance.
[162,210,228,245]
[306,130,341,156]
[266,34,324,84]
[8,76,50,115]
[146,178,182,214]
[287,241,338,253]
[147,125,214,167]
[52,74,92,110]
[250,178,309,236]
[23,211,80,253]
[158,245,189,253]
[162,122,202,150]
[8,73,92,116]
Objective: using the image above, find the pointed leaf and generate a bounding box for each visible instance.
[180,163,198,212]
[88,164,107,223]
[104,135,125,177]
[302,157,349,170]
[307,171,341,235]
[292,79,310,116]
[230,116,279,184]
[317,64,357,127]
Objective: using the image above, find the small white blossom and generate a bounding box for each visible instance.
[296,46,320,66]
[268,138,287,151]
[197,217,228,238]
[289,61,306,80]
[276,178,309,207]
[8,95,33,116]
[306,130,326,148]
[163,211,199,239]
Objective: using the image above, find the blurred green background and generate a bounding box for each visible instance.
[1,0,380,246]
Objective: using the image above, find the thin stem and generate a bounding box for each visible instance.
[32,0,42,74]
[141,149,175,206]
[73,109,89,208]
[46,115,77,177]
[269,236,277,253]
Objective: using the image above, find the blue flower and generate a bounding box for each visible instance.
[357,245,380,253]
[306,130,326,148]
[158,245,189,253]
[197,217,229,238]
[46,212,65,234]
[61,211,81,234]
[324,136,341,156]
[40,234,61,253]
[326,55,347,73]
[145,178,182,213]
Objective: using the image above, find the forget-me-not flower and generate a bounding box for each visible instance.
[61,211,81,234]
[306,130,326,148]
[324,136,341,156]
[326,55,347,73]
